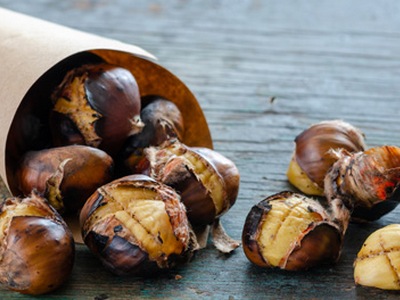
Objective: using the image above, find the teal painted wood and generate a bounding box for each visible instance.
[1,1,400,299]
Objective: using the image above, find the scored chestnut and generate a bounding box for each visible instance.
[135,139,240,227]
[242,191,349,271]
[123,96,185,173]
[79,174,198,276]
[0,192,75,295]
[324,145,400,222]
[286,120,366,196]
[16,145,114,214]
[50,63,143,156]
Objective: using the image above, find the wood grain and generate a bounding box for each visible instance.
[1,0,400,299]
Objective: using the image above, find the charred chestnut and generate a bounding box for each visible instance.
[242,191,349,271]
[79,174,197,276]
[16,145,114,213]
[50,63,143,156]
[0,192,74,295]
[325,145,400,222]
[287,120,366,196]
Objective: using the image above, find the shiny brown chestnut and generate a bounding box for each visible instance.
[287,120,366,196]
[0,192,75,295]
[50,63,143,156]
[242,191,349,271]
[135,139,240,227]
[79,174,197,276]
[16,145,114,213]
[325,145,400,222]
[123,96,185,173]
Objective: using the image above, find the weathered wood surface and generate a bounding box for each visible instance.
[1,0,400,299]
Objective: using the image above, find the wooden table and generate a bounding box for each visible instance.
[1,1,400,299]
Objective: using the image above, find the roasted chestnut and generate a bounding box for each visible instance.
[79,174,197,276]
[287,120,366,196]
[50,63,143,156]
[354,224,400,290]
[135,139,240,227]
[0,192,75,295]
[16,145,114,213]
[123,96,185,173]
[324,145,400,222]
[242,191,349,271]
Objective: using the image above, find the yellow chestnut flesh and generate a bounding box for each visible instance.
[16,145,114,213]
[0,193,74,295]
[287,120,366,196]
[354,224,400,290]
[242,191,349,271]
[80,174,197,276]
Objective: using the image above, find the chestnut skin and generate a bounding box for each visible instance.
[123,96,185,173]
[16,145,114,213]
[80,174,197,276]
[135,140,240,226]
[242,191,348,271]
[0,193,75,295]
[50,63,143,156]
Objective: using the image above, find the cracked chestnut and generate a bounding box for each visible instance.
[16,145,114,214]
[242,191,349,271]
[287,120,366,196]
[325,145,400,222]
[79,174,197,276]
[50,63,143,156]
[0,192,75,295]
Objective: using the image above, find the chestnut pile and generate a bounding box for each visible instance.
[0,62,240,295]
[242,120,400,289]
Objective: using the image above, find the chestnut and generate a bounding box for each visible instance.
[79,174,197,276]
[136,139,240,227]
[123,96,185,173]
[242,191,349,271]
[16,145,114,213]
[354,224,400,290]
[50,63,143,156]
[0,192,75,295]
[287,120,366,196]
[324,145,400,222]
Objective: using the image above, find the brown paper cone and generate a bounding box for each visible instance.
[0,8,212,242]
[0,7,212,192]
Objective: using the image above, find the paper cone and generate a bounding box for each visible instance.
[0,7,213,196]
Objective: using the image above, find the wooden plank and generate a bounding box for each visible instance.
[1,0,400,299]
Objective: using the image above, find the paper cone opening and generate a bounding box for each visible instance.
[0,8,212,195]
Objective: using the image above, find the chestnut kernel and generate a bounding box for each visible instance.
[50,63,143,156]
[354,224,400,290]
[0,192,75,295]
[287,120,366,196]
[79,174,197,276]
[324,145,400,222]
[242,191,349,271]
[16,145,114,213]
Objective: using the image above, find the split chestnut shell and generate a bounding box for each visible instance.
[0,193,75,295]
[79,174,197,276]
[135,139,240,226]
[242,191,349,271]
[16,145,114,213]
[50,63,143,156]
[324,145,400,222]
[287,120,366,196]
